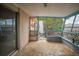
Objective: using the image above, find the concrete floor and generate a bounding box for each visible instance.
[16,40,78,56]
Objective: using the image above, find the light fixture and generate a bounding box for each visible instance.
[43,3,48,7]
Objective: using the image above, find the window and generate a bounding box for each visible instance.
[63,16,75,42]
[64,16,75,32]
[72,14,79,45]
[72,14,79,32]
[0,20,5,25]
[6,19,12,25]
[63,12,79,45]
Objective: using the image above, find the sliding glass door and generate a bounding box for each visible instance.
[0,5,17,55]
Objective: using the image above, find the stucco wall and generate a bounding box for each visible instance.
[19,9,29,49]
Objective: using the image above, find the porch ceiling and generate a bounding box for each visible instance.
[16,3,79,17]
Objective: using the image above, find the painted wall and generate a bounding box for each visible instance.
[19,9,29,49]
[17,3,79,17]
